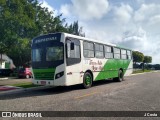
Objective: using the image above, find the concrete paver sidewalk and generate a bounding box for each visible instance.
[0,85,51,96]
[0,78,31,93]
[0,85,21,91]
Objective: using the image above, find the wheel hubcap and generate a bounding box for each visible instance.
[85,75,91,86]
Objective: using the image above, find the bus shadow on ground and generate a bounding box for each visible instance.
[0,79,116,100]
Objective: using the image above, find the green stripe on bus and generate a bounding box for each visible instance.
[95,59,131,81]
[33,68,55,80]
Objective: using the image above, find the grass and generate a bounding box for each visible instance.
[0,76,6,78]
[132,69,152,74]
[10,82,41,88]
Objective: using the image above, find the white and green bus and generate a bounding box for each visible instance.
[31,32,133,88]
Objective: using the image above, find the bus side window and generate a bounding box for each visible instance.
[67,42,71,58]
[95,44,104,58]
[83,41,94,58]
[127,50,131,59]
[121,49,127,59]
[104,45,113,59]
[114,47,120,59]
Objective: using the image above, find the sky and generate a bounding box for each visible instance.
[38,0,160,64]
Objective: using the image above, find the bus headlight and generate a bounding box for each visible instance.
[55,71,64,79]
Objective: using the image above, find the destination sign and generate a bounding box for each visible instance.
[32,33,61,46]
[34,37,57,44]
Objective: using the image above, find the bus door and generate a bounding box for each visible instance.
[66,38,82,85]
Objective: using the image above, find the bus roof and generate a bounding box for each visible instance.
[62,32,132,51]
[63,32,116,47]
[116,45,132,51]
[32,32,132,51]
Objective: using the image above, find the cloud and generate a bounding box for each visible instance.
[58,0,160,63]
[113,4,133,24]
[60,4,71,17]
[120,27,148,51]
[134,4,160,22]
[60,0,109,20]
[40,0,58,16]
[149,15,160,24]
[147,15,160,33]
[136,0,145,5]
[120,26,160,63]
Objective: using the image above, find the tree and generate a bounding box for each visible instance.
[143,56,152,70]
[144,56,152,64]
[0,0,41,67]
[154,64,160,70]
[7,38,31,67]
[0,0,85,67]
[0,0,37,50]
[132,51,144,68]
[67,21,85,37]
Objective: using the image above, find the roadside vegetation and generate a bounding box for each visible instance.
[132,51,155,71]
[131,51,158,74]
[132,69,153,74]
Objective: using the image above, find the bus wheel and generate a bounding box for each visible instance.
[83,72,93,89]
[114,70,124,82]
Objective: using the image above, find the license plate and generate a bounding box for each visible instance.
[41,81,46,85]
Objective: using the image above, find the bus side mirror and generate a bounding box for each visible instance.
[71,42,74,50]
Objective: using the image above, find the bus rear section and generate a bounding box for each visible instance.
[31,33,66,86]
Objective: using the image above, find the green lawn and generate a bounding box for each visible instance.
[132,69,152,74]
[10,82,41,88]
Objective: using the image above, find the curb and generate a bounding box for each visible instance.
[0,77,20,81]
[0,86,53,96]
[0,77,9,81]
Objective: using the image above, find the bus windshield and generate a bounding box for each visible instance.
[32,46,63,62]
[31,33,64,68]
[46,46,63,61]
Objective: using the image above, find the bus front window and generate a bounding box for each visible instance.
[46,46,63,61]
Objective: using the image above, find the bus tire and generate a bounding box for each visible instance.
[113,70,124,82]
[83,72,93,89]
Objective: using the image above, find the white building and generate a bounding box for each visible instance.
[0,54,16,69]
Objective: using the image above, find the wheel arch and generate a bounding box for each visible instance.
[85,69,94,81]
[119,68,124,73]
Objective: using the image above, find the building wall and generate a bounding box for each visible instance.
[0,61,10,69]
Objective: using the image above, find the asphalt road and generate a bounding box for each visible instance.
[0,72,160,120]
